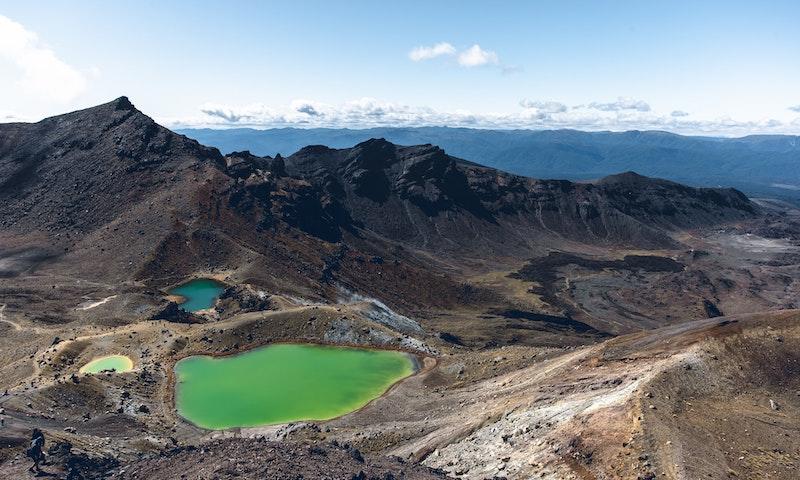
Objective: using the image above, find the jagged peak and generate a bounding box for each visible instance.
[227,150,272,160]
[294,144,335,156]
[38,96,149,126]
[89,96,142,116]
[345,138,398,169]
[597,171,676,187]
[353,137,394,149]
[348,138,397,157]
[599,171,646,182]
[19,97,227,170]
[113,96,135,111]
[228,150,254,157]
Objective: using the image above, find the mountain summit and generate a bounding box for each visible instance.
[0,97,224,233]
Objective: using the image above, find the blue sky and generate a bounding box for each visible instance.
[1,0,799,135]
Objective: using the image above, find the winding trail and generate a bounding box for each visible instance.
[76,295,118,310]
[0,303,22,331]
[0,303,50,335]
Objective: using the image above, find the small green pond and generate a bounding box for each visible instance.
[175,343,415,429]
[168,278,225,312]
[80,355,134,374]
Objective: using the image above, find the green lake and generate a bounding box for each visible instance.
[80,355,134,374]
[174,343,415,429]
[169,278,225,312]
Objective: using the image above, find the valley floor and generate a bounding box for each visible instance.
[2,302,800,479]
[2,212,800,480]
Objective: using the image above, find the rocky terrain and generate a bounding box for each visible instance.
[1,98,799,479]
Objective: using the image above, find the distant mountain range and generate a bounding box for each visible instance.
[178,127,800,202]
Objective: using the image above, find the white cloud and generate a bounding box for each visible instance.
[291,99,324,117]
[0,15,87,103]
[408,42,504,69]
[199,105,243,123]
[587,97,651,112]
[457,44,499,67]
[671,110,690,117]
[199,103,282,124]
[519,99,568,113]
[789,105,800,113]
[408,42,456,61]
[167,97,798,137]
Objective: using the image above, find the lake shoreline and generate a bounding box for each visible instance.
[172,341,434,431]
[79,354,135,374]
[166,278,226,312]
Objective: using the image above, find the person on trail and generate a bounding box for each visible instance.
[26,428,46,474]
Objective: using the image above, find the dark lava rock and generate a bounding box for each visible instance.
[111,438,448,479]
[702,299,724,318]
[224,150,272,179]
[270,153,287,176]
[148,302,200,324]
[346,444,365,463]
[38,440,119,479]
[496,309,610,336]
[216,284,274,315]
[438,332,465,346]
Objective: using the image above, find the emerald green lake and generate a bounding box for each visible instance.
[169,278,225,312]
[175,343,414,429]
[80,355,133,374]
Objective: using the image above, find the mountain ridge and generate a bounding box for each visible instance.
[0,98,758,256]
[177,125,800,202]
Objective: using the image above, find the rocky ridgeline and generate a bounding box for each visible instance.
[0,96,759,261]
[221,137,758,252]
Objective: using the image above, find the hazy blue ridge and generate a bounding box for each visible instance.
[178,127,800,202]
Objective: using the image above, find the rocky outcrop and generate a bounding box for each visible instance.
[224,150,272,179]
[215,284,273,315]
[111,438,448,479]
[284,138,758,250]
[147,301,200,323]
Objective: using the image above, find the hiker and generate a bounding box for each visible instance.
[26,428,46,474]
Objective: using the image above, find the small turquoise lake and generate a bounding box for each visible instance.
[169,279,225,312]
